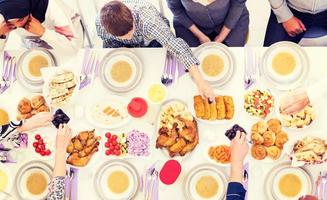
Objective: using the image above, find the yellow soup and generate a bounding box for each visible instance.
[148,84,166,103]
[26,172,47,195]
[107,171,129,194]
[28,55,49,77]
[111,61,132,83]
[278,173,302,197]
[195,175,219,198]
[0,108,9,126]
[0,170,8,191]
[272,52,296,76]
[201,54,224,77]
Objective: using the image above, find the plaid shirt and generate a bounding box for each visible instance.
[95,0,199,70]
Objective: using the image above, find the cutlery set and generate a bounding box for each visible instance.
[315,171,327,200]
[79,49,100,90]
[0,52,17,94]
[141,164,159,200]
[161,52,178,87]
[244,47,260,90]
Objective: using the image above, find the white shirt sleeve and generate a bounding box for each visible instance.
[307,79,327,105]
[268,0,294,23]
[40,0,83,54]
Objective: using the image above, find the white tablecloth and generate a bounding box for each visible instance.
[1,47,327,200]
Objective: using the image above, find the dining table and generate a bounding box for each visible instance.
[0,47,327,200]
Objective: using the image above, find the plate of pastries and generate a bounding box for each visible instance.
[250,119,289,161]
[17,95,50,120]
[66,130,101,168]
[285,135,327,166]
[191,90,238,124]
[156,100,199,159]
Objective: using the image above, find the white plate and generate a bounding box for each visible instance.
[27,127,56,162]
[15,161,53,200]
[188,89,240,125]
[42,67,80,109]
[184,164,227,200]
[193,42,235,87]
[100,49,143,93]
[67,127,102,170]
[94,160,139,200]
[262,41,309,90]
[275,92,316,130]
[264,162,313,200]
[156,99,198,162]
[17,48,56,92]
[284,133,327,166]
[85,95,131,129]
[0,164,14,200]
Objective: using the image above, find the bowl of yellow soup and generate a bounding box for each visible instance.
[94,160,139,200]
[193,42,235,87]
[15,161,53,200]
[17,48,57,92]
[184,164,227,200]
[262,42,309,90]
[100,49,143,93]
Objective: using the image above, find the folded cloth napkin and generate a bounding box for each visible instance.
[65,167,78,200]
[143,162,159,200]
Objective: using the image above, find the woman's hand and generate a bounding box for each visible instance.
[198,34,211,44]
[230,131,249,163]
[53,124,72,177]
[214,26,231,43]
[24,15,45,36]
[0,21,15,36]
[17,112,53,133]
[280,90,310,115]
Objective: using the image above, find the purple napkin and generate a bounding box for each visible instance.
[65,167,78,200]
[177,61,187,77]
[143,163,159,200]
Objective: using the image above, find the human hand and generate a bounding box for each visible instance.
[282,16,306,37]
[280,90,310,115]
[198,34,211,44]
[56,124,72,155]
[24,15,45,36]
[18,112,53,132]
[230,131,249,164]
[195,78,215,102]
[0,21,15,36]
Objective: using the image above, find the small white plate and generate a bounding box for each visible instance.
[85,95,131,129]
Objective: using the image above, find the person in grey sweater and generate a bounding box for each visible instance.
[264,0,327,46]
[167,0,249,47]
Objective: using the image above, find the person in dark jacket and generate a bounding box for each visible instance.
[167,0,249,47]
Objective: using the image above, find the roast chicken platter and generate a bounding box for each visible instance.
[156,100,199,157]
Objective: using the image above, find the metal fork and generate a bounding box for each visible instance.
[244,48,256,90]
[161,52,170,85]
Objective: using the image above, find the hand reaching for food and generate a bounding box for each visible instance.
[56,124,72,154]
[280,90,310,115]
[17,112,53,133]
[231,131,249,163]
